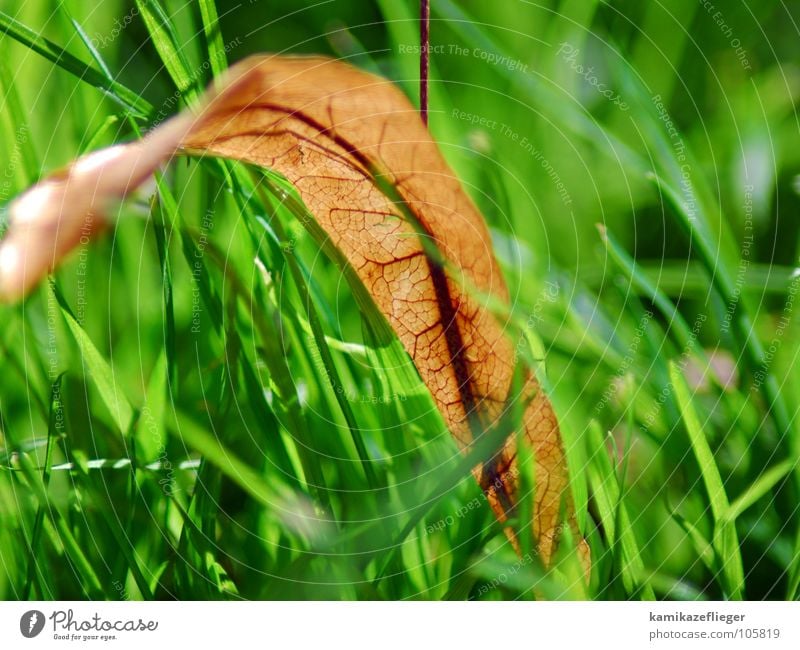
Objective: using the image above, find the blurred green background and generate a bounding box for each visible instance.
[0,0,799,600]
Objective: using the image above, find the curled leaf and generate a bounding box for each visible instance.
[1,55,586,567]
[0,115,195,300]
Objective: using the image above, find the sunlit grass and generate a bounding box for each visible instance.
[0,0,799,600]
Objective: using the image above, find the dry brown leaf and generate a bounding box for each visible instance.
[0,55,587,568]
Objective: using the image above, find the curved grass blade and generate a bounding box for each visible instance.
[670,361,744,599]
[0,9,151,117]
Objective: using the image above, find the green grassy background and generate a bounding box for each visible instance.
[0,0,799,600]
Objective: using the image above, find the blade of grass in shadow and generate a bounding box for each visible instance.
[152,199,177,391]
[586,420,655,599]
[21,374,64,600]
[194,357,233,598]
[15,451,104,598]
[185,226,334,512]
[542,371,589,535]
[172,411,332,546]
[134,351,167,461]
[667,505,716,573]
[81,470,155,600]
[51,283,134,436]
[372,378,531,586]
[252,177,379,490]
[171,494,240,598]
[598,224,696,351]
[514,364,536,562]
[787,528,800,599]
[149,163,299,488]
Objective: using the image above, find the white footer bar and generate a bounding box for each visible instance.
[1,601,797,649]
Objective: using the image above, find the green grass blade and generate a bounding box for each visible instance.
[787,528,800,600]
[83,477,155,600]
[21,374,63,599]
[627,0,698,104]
[586,420,655,599]
[172,412,328,545]
[0,9,151,117]
[51,283,134,436]
[726,459,794,523]
[198,0,227,77]
[373,400,527,585]
[668,508,716,573]
[58,6,114,80]
[670,361,744,599]
[0,48,39,182]
[598,224,695,351]
[651,171,792,442]
[253,180,379,490]
[135,350,168,461]
[16,451,104,598]
[134,0,196,97]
